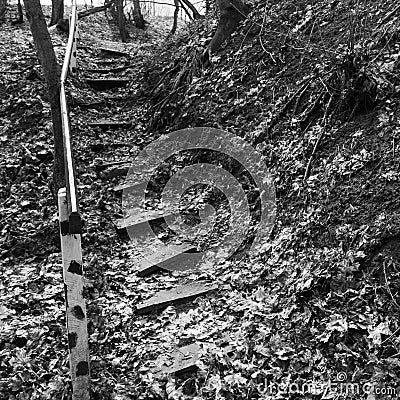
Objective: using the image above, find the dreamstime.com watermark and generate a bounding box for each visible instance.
[122,127,276,266]
[256,373,396,398]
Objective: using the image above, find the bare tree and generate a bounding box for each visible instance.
[179,0,193,21]
[50,0,64,26]
[132,0,145,29]
[23,0,65,195]
[171,0,179,34]
[117,0,128,42]
[56,0,116,32]
[180,0,200,19]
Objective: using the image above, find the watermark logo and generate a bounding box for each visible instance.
[257,373,397,398]
[122,127,276,268]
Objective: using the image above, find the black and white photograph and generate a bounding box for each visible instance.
[0,0,399,398]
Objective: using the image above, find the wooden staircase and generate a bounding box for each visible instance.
[84,49,219,377]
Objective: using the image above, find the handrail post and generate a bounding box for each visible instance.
[59,1,90,397]
[58,188,90,400]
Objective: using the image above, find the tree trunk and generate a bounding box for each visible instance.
[23,0,65,195]
[117,0,128,42]
[209,0,249,53]
[132,0,145,29]
[0,0,7,22]
[170,0,179,34]
[179,0,200,19]
[50,0,64,26]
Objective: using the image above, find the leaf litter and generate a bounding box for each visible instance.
[1,1,400,399]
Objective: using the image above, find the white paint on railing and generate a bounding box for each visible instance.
[60,1,78,214]
[59,3,90,398]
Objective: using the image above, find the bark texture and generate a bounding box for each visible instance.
[50,0,64,26]
[132,0,145,29]
[117,0,128,42]
[23,0,65,195]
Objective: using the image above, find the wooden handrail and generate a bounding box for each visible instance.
[60,0,80,232]
[60,0,77,82]
[58,4,90,399]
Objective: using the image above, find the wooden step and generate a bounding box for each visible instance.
[136,283,218,314]
[88,119,132,129]
[96,59,122,65]
[155,344,200,376]
[137,243,197,277]
[71,99,104,109]
[86,65,129,74]
[105,165,130,179]
[165,344,200,375]
[99,47,129,57]
[113,181,146,195]
[114,210,176,234]
[86,78,130,91]
[94,159,131,172]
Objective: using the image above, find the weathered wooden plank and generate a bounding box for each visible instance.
[96,59,121,65]
[113,181,146,195]
[88,119,132,129]
[99,46,129,57]
[114,210,176,234]
[105,165,130,179]
[86,65,129,74]
[58,188,90,400]
[136,283,218,314]
[137,243,196,276]
[94,159,131,172]
[86,78,130,90]
[161,344,200,375]
[71,99,104,109]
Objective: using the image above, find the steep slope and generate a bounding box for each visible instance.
[137,0,400,398]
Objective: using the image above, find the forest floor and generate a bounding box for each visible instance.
[1,1,400,400]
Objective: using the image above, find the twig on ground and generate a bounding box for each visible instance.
[293,80,311,114]
[303,92,334,182]
[383,260,400,310]
[379,4,400,26]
